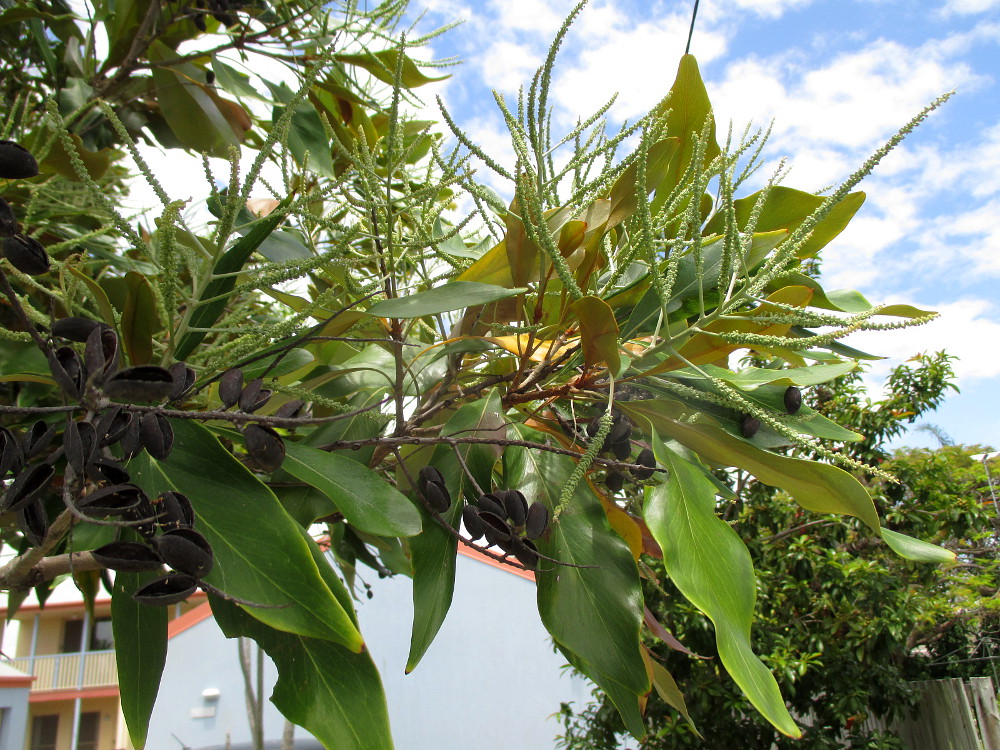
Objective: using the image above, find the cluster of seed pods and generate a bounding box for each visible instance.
[169,0,248,30]
[416,466,551,570]
[91,490,216,605]
[0,140,50,276]
[577,410,657,493]
[217,367,305,473]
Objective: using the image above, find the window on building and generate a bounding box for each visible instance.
[60,617,115,653]
[30,715,58,750]
[90,618,114,650]
[76,712,100,750]
[61,619,84,653]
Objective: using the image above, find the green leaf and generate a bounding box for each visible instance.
[407,390,505,672]
[645,437,801,738]
[649,656,700,736]
[122,271,157,366]
[672,361,858,389]
[366,282,528,319]
[704,186,865,260]
[147,40,244,158]
[626,399,881,528]
[240,347,314,380]
[507,425,649,729]
[255,229,312,262]
[572,296,622,376]
[336,49,449,88]
[112,569,168,750]
[275,102,336,177]
[211,57,265,101]
[129,419,363,650]
[625,401,953,562]
[652,55,721,205]
[210,535,395,750]
[283,442,422,537]
[173,195,293,360]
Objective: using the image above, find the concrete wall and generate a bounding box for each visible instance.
[147,551,590,750]
[0,686,30,750]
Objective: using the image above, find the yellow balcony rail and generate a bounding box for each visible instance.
[4,650,118,692]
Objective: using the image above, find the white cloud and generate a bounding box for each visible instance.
[939,0,1000,15]
[847,298,1000,383]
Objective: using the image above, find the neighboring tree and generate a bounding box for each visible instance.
[0,1,961,746]
[558,353,1000,749]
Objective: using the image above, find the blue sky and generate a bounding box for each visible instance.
[398,0,1000,451]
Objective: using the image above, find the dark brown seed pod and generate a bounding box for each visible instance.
[133,573,198,606]
[86,456,130,485]
[168,362,196,401]
[604,470,625,493]
[77,483,147,517]
[476,493,505,518]
[84,325,119,380]
[51,316,103,343]
[424,481,451,513]
[63,419,98,474]
[243,423,285,472]
[103,366,174,403]
[479,511,513,546]
[3,462,54,512]
[609,418,632,445]
[0,140,39,179]
[16,500,48,546]
[632,448,656,480]
[0,426,22,476]
[126,494,158,541]
[141,412,174,460]
[153,491,195,531]
[418,465,445,492]
[525,501,549,540]
[153,528,214,578]
[219,368,243,408]
[118,414,144,460]
[784,385,803,415]
[741,415,761,439]
[586,414,605,437]
[48,346,85,399]
[95,405,130,447]
[462,504,486,541]
[2,234,49,275]
[499,489,528,527]
[274,399,306,419]
[91,542,162,572]
[611,438,632,462]
[511,538,539,570]
[21,419,56,459]
[0,197,17,237]
[238,377,265,412]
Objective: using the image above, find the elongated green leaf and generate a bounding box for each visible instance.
[276,102,336,177]
[336,49,449,88]
[704,185,865,260]
[173,195,293,360]
[649,656,700,736]
[672,361,858,389]
[122,271,157,365]
[113,569,168,750]
[507,425,649,727]
[283,442,422,537]
[367,282,528,319]
[572,296,621,376]
[625,401,954,563]
[407,390,504,672]
[769,272,936,319]
[147,40,243,157]
[210,538,394,750]
[129,419,363,649]
[645,437,801,738]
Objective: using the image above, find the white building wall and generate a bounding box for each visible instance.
[146,551,591,750]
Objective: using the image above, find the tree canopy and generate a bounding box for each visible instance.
[0,1,960,746]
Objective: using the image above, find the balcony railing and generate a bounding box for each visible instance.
[5,650,117,692]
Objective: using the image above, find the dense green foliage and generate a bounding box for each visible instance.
[0,1,961,746]
[558,354,1000,749]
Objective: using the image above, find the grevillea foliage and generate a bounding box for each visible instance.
[0,0,955,745]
